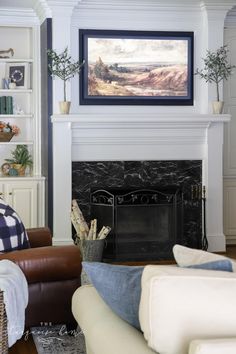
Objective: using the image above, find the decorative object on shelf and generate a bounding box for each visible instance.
[8,167,18,176]
[47,47,85,114]
[9,82,16,89]
[0,48,14,58]
[0,121,20,141]
[13,103,24,115]
[0,162,18,177]
[1,163,11,176]
[5,63,30,89]
[2,78,10,89]
[0,131,14,142]
[195,45,235,114]
[4,145,33,176]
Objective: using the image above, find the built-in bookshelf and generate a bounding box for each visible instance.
[0,24,45,228]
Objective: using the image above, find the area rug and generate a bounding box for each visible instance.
[31,324,86,354]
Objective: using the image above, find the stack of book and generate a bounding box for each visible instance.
[0,96,13,114]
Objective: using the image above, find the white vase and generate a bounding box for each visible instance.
[9,82,16,89]
[59,101,71,114]
[212,101,224,114]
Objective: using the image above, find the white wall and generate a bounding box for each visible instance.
[54,0,233,116]
[223,9,236,244]
[43,0,235,114]
[70,1,204,115]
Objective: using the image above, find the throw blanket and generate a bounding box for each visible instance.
[0,259,28,347]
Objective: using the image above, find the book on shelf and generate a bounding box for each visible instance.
[0,96,13,114]
[6,96,13,114]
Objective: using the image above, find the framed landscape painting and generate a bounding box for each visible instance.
[79,29,194,105]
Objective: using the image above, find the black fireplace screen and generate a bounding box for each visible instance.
[91,187,184,261]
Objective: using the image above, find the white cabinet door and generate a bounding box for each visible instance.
[4,181,38,228]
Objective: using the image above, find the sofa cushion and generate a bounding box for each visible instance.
[173,244,236,272]
[139,265,236,354]
[189,339,236,354]
[0,198,30,252]
[82,262,143,329]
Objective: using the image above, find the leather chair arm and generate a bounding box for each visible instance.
[27,227,52,248]
[0,245,82,284]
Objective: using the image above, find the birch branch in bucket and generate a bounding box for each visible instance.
[71,199,111,242]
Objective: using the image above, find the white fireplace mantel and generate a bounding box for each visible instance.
[52,113,230,252]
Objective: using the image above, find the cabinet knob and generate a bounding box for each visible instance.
[0,192,3,196]
[9,192,12,195]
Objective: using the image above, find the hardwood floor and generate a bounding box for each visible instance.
[9,245,236,354]
[9,335,37,354]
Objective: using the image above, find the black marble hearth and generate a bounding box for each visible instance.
[72,160,202,261]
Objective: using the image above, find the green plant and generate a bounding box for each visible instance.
[5,145,33,168]
[47,47,85,102]
[195,45,235,101]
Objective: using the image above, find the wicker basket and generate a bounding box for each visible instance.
[0,132,14,142]
[0,290,8,353]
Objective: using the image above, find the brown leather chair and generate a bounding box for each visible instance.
[0,227,81,328]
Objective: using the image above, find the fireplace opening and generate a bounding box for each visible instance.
[91,187,184,261]
[72,160,202,261]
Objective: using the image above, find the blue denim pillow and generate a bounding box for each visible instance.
[186,259,233,272]
[82,262,143,329]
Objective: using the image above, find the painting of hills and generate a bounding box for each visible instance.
[87,37,189,97]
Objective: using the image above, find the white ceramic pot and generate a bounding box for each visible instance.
[59,101,71,114]
[212,101,224,114]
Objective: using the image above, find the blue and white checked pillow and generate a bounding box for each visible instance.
[0,198,30,252]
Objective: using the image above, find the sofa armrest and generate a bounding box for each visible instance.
[189,339,236,354]
[0,245,82,284]
[72,285,156,354]
[27,227,52,248]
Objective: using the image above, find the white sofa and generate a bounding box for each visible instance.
[72,265,236,354]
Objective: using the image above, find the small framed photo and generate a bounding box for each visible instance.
[5,63,30,89]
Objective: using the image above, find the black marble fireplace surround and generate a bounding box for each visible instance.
[72,160,202,261]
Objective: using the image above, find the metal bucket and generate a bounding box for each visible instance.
[78,239,105,285]
[78,239,105,262]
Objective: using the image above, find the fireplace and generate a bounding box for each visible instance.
[72,160,202,261]
[52,113,230,252]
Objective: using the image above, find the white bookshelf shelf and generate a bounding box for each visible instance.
[0,58,33,63]
[0,114,33,118]
[0,141,33,145]
[0,89,32,93]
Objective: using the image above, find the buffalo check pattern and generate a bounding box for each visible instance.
[0,198,30,252]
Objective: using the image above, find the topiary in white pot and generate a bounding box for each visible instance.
[195,45,235,114]
[47,47,85,114]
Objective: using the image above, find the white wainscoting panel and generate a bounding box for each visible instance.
[224,179,236,244]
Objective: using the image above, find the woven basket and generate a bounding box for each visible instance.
[0,132,14,142]
[0,290,8,353]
